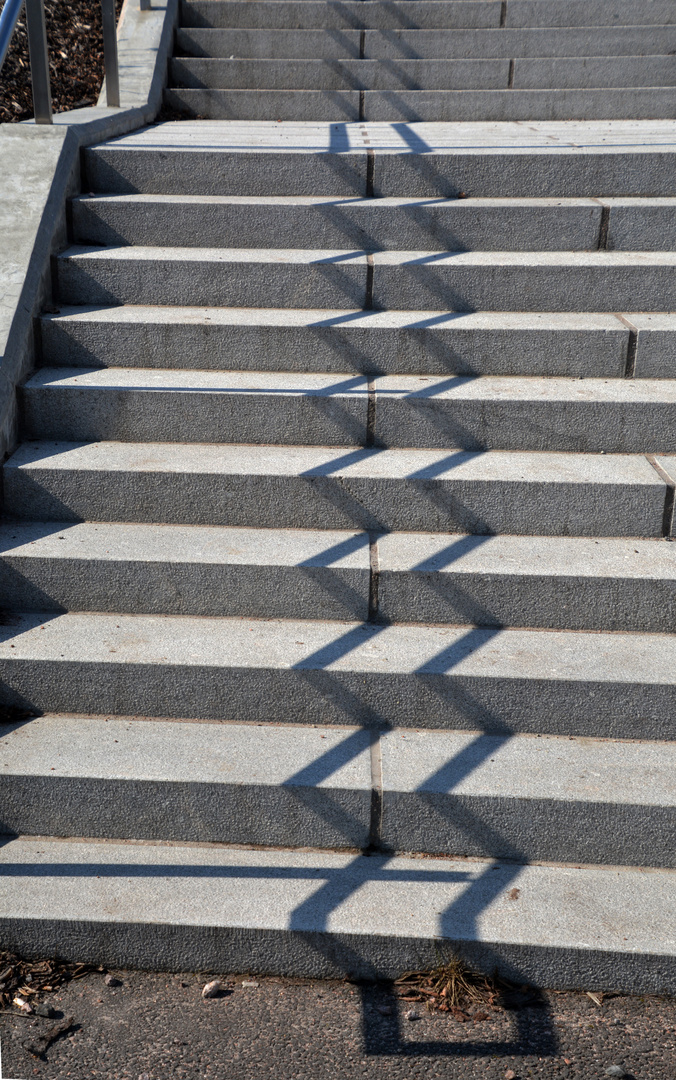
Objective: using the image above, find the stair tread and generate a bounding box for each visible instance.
[0,715,371,788]
[73,193,676,207]
[2,713,674,805]
[88,117,676,152]
[25,367,676,403]
[2,609,675,682]
[40,305,640,331]
[59,245,676,266]
[7,439,664,485]
[5,520,676,577]
[0,521,370,569]
[1,835,675,989]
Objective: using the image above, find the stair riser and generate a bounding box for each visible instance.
[57,256,367,310]
[3,553,676,631]
[57,255,676,313]
[370,261,676,314]
[21,387,368,447]
[1,657,675,738]
[1,775,673,868]
[39,314,631,378]
[165,87,676,123]
[21,386,676,454]
[170,56,676,91]
[171,57,514,91]
[71,199,607,253]
[0,775,371,850]
[82,147,676,198]
[176,27,676,60]
[4,468,665,537]
[0,557,370,621]
[180,0,676,31]
[378,572,676,633]
[180,0,502,30]
[374,396,676,454]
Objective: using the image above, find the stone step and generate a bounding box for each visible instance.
[179,0,676,31]
[20,368,676,454]
[82,120,676,198]
[170,56,676,92]
[73,194,676,252]
[0,521,370,620]
[1,715,675,867]
[55,244,676,313]
[21,369,369,447]
[376,531,676,632]
[2,610,676,737]
[180,0,504,30]
[176,26,676,60]
[4,440,668,537]
[2,834,675,991]
[165,85,676,123]
[4,521,676,633]
[39,306,637,378]
[170,56,513,91]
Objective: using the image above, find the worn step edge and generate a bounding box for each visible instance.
[1,835,675,991]
[3,441,667,537]
[1,611,676,737]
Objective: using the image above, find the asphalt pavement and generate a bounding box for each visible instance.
[0,968,674,1079]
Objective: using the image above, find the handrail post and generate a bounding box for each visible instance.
[100,0,120,107]
[24,0,51,123]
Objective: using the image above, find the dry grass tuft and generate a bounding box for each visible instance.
[395,955,543,1020]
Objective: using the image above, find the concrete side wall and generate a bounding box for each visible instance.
[0,0,179,463]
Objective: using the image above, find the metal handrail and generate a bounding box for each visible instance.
[0,0,24,71]
[0,0,123,124]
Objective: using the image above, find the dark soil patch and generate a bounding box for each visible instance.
[0,0,123,123]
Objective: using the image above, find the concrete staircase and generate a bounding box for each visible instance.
[1,0,676,993]
[165,0,676,120]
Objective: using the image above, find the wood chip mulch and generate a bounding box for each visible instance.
[0,951,98,1012]
[0,0,123,123]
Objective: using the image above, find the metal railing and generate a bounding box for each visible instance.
[0,0,122,123]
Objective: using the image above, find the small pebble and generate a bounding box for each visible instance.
[505,1071,517,1080]
[605,1068,626,1078]
[201,979,224,999]
[34,1003,57,1018]
[404,1009,420,1021]
[104,974,122,987]
[376,1005,392,1015]
[242,980,260,989]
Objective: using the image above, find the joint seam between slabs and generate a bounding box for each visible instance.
[646,454,676,537]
